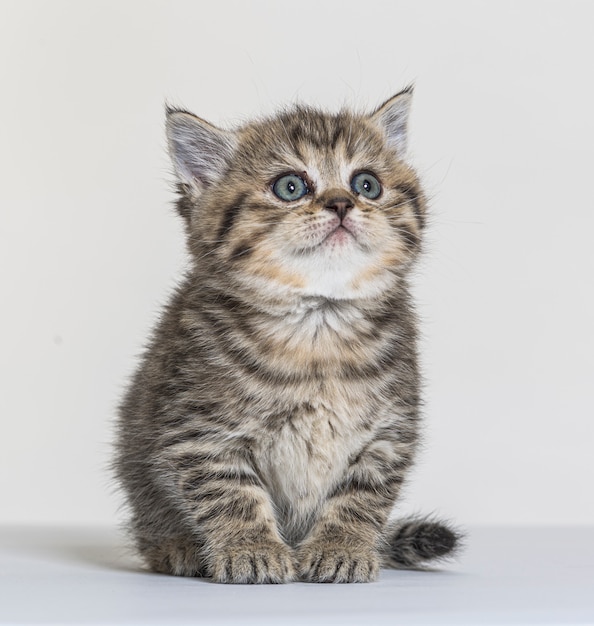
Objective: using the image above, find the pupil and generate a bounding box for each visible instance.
[288,181,295,193]
[363,180,370,191]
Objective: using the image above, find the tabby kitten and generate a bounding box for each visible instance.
[115,88,460,584]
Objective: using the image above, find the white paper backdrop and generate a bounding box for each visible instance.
[1,0,592,525]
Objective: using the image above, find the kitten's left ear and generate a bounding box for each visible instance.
[370,87,413,156]
[166,107,238,190]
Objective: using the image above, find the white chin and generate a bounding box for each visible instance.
[289,246,387,300]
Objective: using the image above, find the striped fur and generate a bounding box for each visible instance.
[115,91,461,583]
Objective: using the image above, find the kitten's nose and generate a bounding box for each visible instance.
[324,197,354,221]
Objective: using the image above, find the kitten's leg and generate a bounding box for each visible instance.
[138,532,207,577]
[163,450,295,584]
[297,436,412,583]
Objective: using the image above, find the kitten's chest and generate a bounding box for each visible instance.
[257,382,373,532]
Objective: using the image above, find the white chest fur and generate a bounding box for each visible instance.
[258,382,373,542]
[250,299,388,542]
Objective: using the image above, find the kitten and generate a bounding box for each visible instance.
[115,88,461,584]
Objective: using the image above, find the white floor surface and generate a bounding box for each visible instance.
[0,526,593,625]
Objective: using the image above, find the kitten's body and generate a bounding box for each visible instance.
[115,91,460,583]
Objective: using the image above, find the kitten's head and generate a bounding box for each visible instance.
[166,89,425,302]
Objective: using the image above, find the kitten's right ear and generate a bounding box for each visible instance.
[369,87,413,156]
[166,107,237,190]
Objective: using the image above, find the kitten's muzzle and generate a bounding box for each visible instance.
[324,197,354,222]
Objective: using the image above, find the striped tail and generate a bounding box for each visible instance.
[382,516,463,568]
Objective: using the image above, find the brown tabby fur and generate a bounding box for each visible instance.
[115,89,461,583]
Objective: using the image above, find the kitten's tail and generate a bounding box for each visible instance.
[382,516,463,569]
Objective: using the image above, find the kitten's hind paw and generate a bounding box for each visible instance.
[297,540,380,583]
[208,541,296,584]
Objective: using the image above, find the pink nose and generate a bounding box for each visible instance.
[324,197,354,221]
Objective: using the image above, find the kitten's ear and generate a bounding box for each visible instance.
[369,87,413,156]
[166,107,237,189]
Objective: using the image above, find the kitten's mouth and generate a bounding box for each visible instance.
[323,225,355,245]
[293,225,364,256]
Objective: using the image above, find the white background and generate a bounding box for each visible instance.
[1,0,592,527]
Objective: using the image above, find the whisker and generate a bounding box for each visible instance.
[383,199,416,212]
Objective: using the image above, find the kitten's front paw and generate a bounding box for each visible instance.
[297,539,380,583]
[209,541,295,584]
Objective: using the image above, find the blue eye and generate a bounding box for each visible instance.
[272,174,309,202]
[351,172,382,199]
